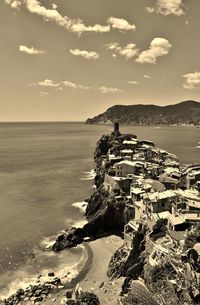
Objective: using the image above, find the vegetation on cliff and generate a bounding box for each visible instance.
[86,100,200,125]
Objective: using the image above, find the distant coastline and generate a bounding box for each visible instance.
[86,100,200,126]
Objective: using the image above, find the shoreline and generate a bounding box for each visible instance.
[0,242,93,303]
[1,236,122,305]
[65,243,94,289]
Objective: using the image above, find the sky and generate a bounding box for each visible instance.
[1,0,200,121]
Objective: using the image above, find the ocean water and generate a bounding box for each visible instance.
[0,122,199,297]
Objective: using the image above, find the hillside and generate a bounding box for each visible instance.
[86,100,200,125]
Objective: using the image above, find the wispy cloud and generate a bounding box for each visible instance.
[128,81,138,85]
[107,17,136,31]
[106,42,139,59]
[40,91,49,96]
[70,23,110,34]
[135,38,172,64]
[182,72,200,89]
[146,0,185,16]
[98,86,123,94]
[30,79,123,94]
[19,45,46,55]
[62,81,91,90]
[144,74,151,78]
[70,49,99,59]
[5,0,110,35]
[32,79,61,88]
[32,79,91,91]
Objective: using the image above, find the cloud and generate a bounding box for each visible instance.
[128,81,138,85]
[98,86,122,94]
[146,0,185,16]
[19,45,46,55]
[106,42,139,59]
[144,74,151,78]
[145,7,155,14]
[5,0,110,35]
[63,81,91,90]
[107,17,136,31]
[52,3,57,10]
[34,79,61,88]
[70,49,99,59]
[26,0,72,29]
[182,72,200,89]
[5,0,22,9]
[135,38,172,64]
[106,43,119,51]
[70,23,110,34]
[40,91,49,96]
[31,79,123,93]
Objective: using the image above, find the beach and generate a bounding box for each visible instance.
[79,236,123,304]
[17,236,123,305]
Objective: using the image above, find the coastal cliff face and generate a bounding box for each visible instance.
[86,100,200,125]
[108,223,147,283]
[53,133,131,252]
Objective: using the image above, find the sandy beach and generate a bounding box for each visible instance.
[79,236,124,304]
[31,235,124,305]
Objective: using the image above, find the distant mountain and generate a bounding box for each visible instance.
[86,100,200,125]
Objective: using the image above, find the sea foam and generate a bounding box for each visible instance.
[72,201,88,214]
[80,169,95,181]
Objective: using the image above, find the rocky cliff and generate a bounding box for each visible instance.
[86,100,200,125]
[53,133,131,252]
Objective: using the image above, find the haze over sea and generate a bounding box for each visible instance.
[0,122,199,296]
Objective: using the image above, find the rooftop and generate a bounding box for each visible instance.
[175,189,200,202]
[168,213,185,225]
[152,211,171,221]
[116,160,144,167]
[168,230,186,241]
[147,190,176,201]
[121,149,134,154]
[123,140,138,145]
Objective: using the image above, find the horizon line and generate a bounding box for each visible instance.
[0,120,85,123]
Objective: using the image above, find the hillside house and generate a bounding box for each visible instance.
[122,139,138,150]
[115,160,145,177]
[124,219,141,249]
[145,190,177,214]
[120,149,134,159]
[104,174,131,194]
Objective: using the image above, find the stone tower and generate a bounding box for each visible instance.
[113,121,120,136]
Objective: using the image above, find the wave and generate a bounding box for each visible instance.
[72,201,88,214]
[40,236,57,250]
[0,241,89,300]
[195,146,200,149]
[80,169,95,181]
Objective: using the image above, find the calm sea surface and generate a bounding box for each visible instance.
[0,123,199,295]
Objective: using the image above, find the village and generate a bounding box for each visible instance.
[100,123,200,302]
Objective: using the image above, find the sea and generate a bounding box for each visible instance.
[0,122,199,297]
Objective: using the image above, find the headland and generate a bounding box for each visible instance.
[2,123,200,305]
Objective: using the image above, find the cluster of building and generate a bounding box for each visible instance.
[102,123,200,252]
